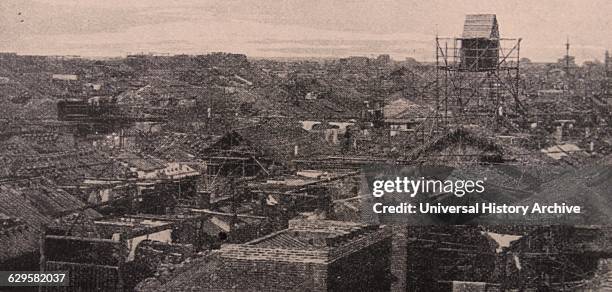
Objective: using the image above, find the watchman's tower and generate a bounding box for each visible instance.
[434,14,523,127]
[460,14,500,71]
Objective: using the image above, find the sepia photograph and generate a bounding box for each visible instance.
[0,0,611,291]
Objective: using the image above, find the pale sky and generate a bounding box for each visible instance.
[1,0,611,62]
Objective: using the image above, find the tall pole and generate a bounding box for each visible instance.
[565,37,571,96]
[606,51,611,100]
[434,35,440,143]
[516,38,522,114]
[444,41,448,125]
[435,36,440,115]
[565,37,570,71]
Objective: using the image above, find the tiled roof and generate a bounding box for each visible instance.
[234,119,338,162]
[116,152,166,171]
[150,220,390,291]
[383,97,433,120]
[0,222,38,264]
[0,178,88,228]
[0,178,95,262]
[251,232,323,250]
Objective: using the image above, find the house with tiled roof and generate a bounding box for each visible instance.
[0,177,100,269]
[139,219,392,291]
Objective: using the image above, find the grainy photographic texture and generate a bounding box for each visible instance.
[0,1,611,291]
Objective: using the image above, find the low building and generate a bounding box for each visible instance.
[200,120,338,177]
[41,214,204,291]
[0,177,98,270]
[383,97,432,136]
[144,219,392,291]
[0,215,38,270]
[116,152,199,180]
[403,225,499,291]
[311,122,340,144]
[500,225,612,291]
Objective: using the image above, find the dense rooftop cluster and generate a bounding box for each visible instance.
[0,22,611,290]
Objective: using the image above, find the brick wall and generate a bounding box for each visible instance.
[327,236,393,291]
[152,220,394,291]
[327,226,391,260]
[221,245,327,263]
[213,257,328,291]
[42,262,122,292]
[288,218,368,231]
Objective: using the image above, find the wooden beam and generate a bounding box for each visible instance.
[189,209,267,220]
[45,235,120,244]
[45,260,120,270]
[250,190,318,198]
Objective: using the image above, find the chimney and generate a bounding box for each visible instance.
[554,125,563,143]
